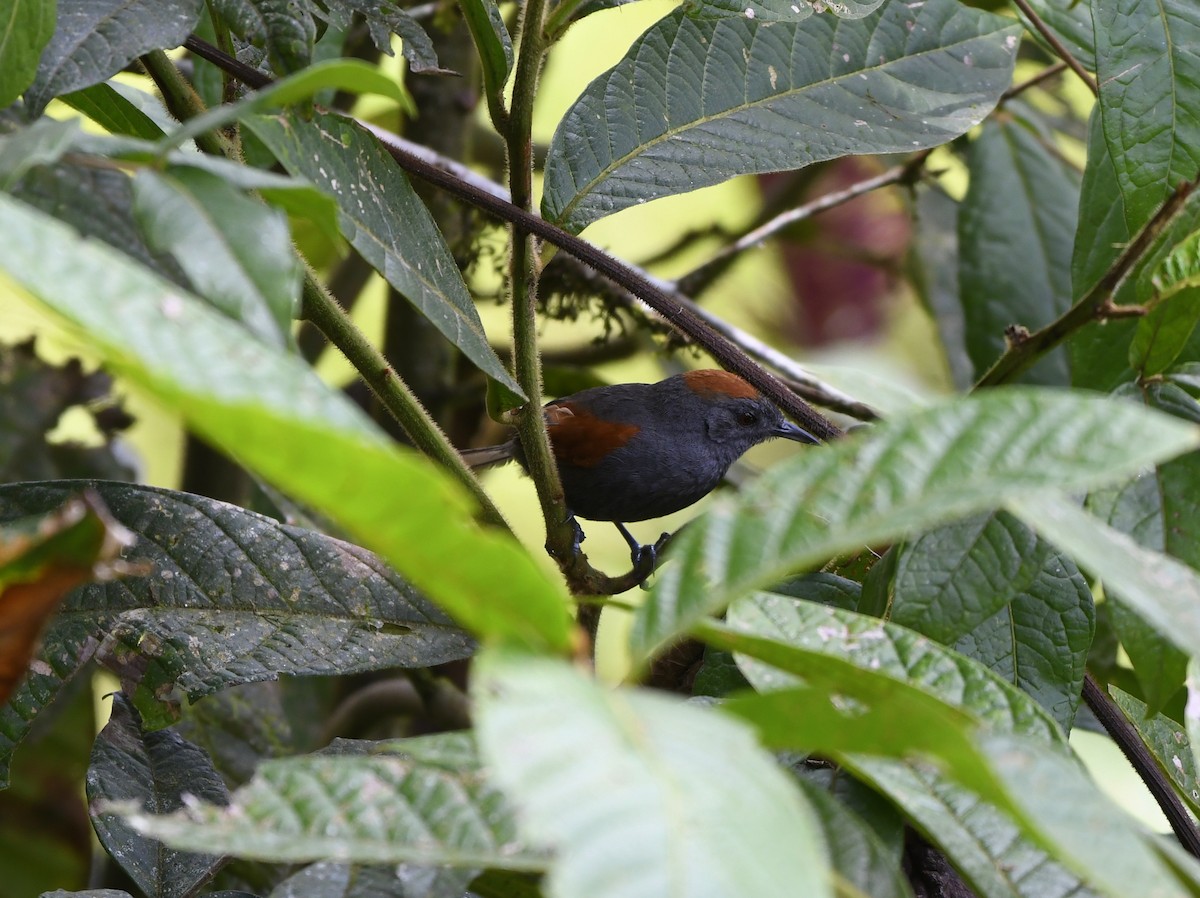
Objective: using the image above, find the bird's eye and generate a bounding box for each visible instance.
[737,410,758,426]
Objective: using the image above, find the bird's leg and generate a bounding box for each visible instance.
[614,522,673,581]
[567,512,586,557]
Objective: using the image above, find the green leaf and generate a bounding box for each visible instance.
[1132,288,1200,377]
[474,650,832,898]
[958,114,1078,385]
[684,0,883,23]
[911,184,973,390]
[60,83,166,141]
[793,779,913,898]
[1072,107,1132,305]
[8,158,189,286]
[980,733,1200,898]
[0,481,475,785]
[112,750,538,868]
[1007,493,1200,657]
[1110,685,1200,820]
[890,511,1094,729]
[0,117,83,188]
[245,111,524,397]
[711,597,1120,898]
[1018,0,1095,68]
[1091,0,1200,242]
[723,595,1066,743]
[460,0,512,114]
[0,0,56,107]
[24,0,204,116]
[0,194,570,656]
[629,389,1200,665]
[158,59,413,153]
[209,0,315,75]
[132,167,301,348]
[1108,599,1187,712]
[87,695,228,898]
[266,861,469,898]
[542,0,1020,232]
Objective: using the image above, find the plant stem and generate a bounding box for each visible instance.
[1082,675,1200,859]
[975,176,1198,387]
[506,0,577,563]
[1010,0,1098,97]
[139,50,231,157]
[299,275,511,529]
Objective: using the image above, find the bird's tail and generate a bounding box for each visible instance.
[460,441,518,469]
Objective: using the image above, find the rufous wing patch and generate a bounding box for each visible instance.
[544,401,639,468]
[682,369,759,399]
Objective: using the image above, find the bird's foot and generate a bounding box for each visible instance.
[615,523,673,585]
[547,513,587,562]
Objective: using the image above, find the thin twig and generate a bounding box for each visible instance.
[976,176,1198,387]
[1000,60,1068,102]
[675,150,932,297]
[1082,675,1200,859]
[1010,0,1098,96]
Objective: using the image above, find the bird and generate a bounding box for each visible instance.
[462,369,819,568]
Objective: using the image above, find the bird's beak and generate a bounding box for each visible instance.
[774,420,820,445]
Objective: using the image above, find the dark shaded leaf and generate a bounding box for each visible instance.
[686,0,883,21]
[543,0,1020,232]
[793,779,913,898]
[1091,0,1200,245]
[0,340,134,484]
[246,111,523,396]
[0,481,474,787]
[911,183,973,390]
[24,0,204,116]
[959,114,1078,385]
[316,0,444,72]
[87,695,228,898]
[891,511,1094,729]
[209,0,316,75]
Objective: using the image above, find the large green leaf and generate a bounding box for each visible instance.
[890,511,1094,729]
[132,167,300,348]
[686,0,884,23]
[541,0,1020,232]
[0,0,55,107]
[958,114,1078,385]
[24,0,204,116]
[60,83,167,141]
[1008,493,1200,657]
[245,112,524,397]
[87,695,228,898]
[980,733,1200,898]
[724,595,1066,745]
[715,596,1115,898]
[1091,0,1200,243]
[113,748,536,868]
[0,481,474,786]
[0,194,571,655]
[629,389,1199,665]
[474,651,831,898]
